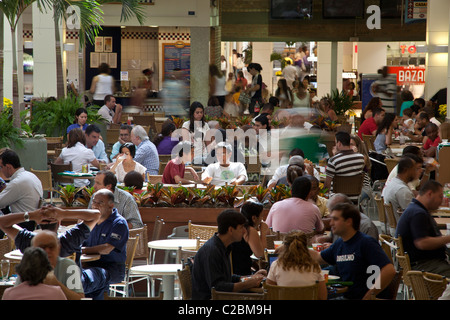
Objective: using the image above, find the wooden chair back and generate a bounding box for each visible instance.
[384,158,399,174]
[374,195,388,234]
[332,173,364,197]
[125,236,140,270]
[211,288,266,300]
[177,265,192,300]
[30,168,53,193]
[50,162,73,185]
[362,134,376,151]
[188,220,217,241]
[106,129,120,147]
[396,252,412,287]
[159,154,172,163]
[129,225,148,261]
[151,216,165,241]
[263,282,319,300]
[423,272,448,300]
[148,175,163,184]
[405,270,430,300]
[384,202,398,230]
[378,234,396,262]
[158,162,167,175]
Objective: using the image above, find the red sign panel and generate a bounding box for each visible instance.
[387,66,425,85]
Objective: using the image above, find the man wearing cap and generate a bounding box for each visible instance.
[201,142,248,186]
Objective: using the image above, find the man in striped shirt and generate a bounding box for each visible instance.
[324,132,365,201]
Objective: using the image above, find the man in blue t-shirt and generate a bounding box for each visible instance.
[396,180,450,277]
[311,203,395,300]
[81,189,129,300]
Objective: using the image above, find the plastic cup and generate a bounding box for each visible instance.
[312,243,323,252]
[321,270,329,282]
[274,241,283,249]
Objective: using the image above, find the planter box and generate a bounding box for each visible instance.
[139,206,270,240]
[13,137,47,170]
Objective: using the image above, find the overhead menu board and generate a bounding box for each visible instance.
[162,42,190,81]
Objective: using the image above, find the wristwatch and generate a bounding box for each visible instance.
[24,212,30,222]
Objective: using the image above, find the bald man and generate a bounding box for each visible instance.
[14,230,85,300]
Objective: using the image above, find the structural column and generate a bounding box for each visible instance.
[424,0,449,112]
[3,16,24,104]
[189,27,210,107]
[316,42,343,98]
[32,3,58,98]
[252,42,273,98]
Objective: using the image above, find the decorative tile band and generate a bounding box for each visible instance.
[122,31,158,40]
[23,30,33,39]
[66,31,79,39]
[158,32,190,41]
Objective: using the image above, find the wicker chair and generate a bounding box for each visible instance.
[332,173,364,202]
[384,158,399,174]
[30,168,56,204]
[263,282,319,300]
[188,221,217,241]
[423,272,448,300]
[108,236,140,297]
[396,251,413,299]
[406,270,430,300]
[362,134,376,152]
[177,265,192,300]
[375,195,389,235]
[129,225,149,264]
[211,288,266,300]
[104,292,164,300]
[384,202,398,235]
[378,234,397,263]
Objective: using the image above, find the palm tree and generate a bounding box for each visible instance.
[0,0,146,127]
[0,0,37,127]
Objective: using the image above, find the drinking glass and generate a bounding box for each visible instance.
[0,259,9,281]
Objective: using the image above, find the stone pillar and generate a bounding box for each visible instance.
[32,3,58,98]
[316,42,343,98]
[424,0,450,119]
[252,42,273,98]
[189,27,210,107]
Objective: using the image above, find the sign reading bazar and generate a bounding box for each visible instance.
[387,66,425,86]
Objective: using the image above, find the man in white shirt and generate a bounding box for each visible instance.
[97,95,122,127]
[382,156,417,224]
[0,149,43,233]
[282,60,298,90]
[202,142,247,186]
[85,124,109,164]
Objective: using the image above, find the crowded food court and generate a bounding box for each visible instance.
[1,0,450,309]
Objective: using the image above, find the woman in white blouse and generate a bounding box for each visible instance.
[109,142,147,183]
[55,128,100,188]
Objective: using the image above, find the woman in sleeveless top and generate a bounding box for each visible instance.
[209,64,228,108]
[90,63,114,106]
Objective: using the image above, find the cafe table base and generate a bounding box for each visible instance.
[129,264,182,300]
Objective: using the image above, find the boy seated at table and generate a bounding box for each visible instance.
[201,142,248,186]
[162,141,201,185]
[422,123,441,158]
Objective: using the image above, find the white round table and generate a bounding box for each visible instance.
[148,239,198,264]
[147,239,198,251]
[129,264,182,300]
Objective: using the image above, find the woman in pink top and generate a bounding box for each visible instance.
[266,176,324,234]
[2,247,66,300]
[162,141,201,184]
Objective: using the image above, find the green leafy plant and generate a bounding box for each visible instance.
[76,186,96,207]
[56,185,82,207]
[268,184,291,204]
[29,94,104,139]
[326,88,354,117]
[248,185,270,204]
[0,108,24,149]
[217,185,240,207]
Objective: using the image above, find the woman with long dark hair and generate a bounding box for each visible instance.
[66,108,88,137]
[374,113,398,153]
[231,201,269,276]
[182,101,210,165]
[275,78,293,108]
[154,121,179,155]
[245,63,263,117]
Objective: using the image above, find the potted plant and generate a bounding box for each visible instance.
[326,88,354,120]
[56,185,82,207]
[29,94,104,139]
